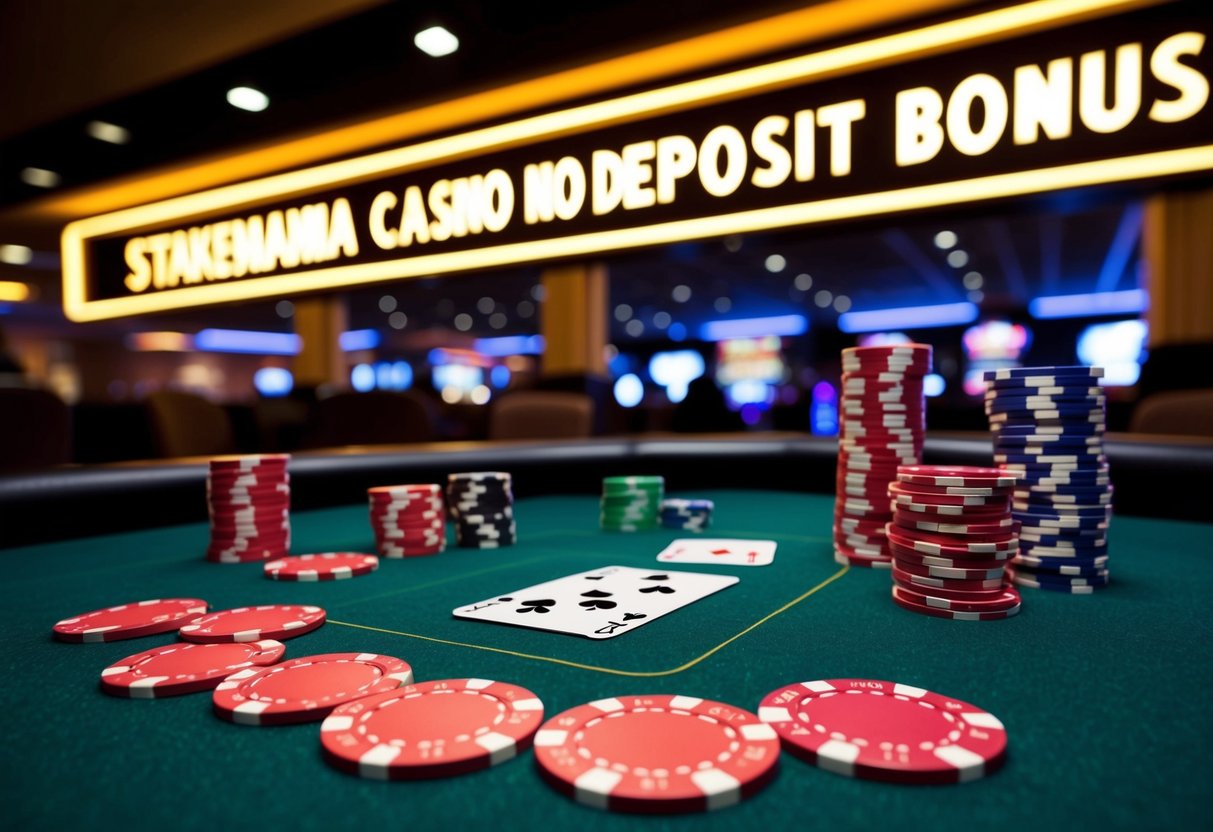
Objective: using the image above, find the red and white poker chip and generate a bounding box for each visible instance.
[321,678,545,779]
[100,639,285,698]
[52,598,209,643]
[758,678,1007,784]
[178,604,325,643]
[264,552,378,581]
[213,652,413,725]
[533,694,781,813]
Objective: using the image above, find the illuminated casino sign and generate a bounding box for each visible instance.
[63,0,1212,321]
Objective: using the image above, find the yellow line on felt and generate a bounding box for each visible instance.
[328,563,849,677]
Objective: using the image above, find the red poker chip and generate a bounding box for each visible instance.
[758,678,1005,783]
[178,604,325,643]
[379,545,444,558]
[886,526,1018,556]
[213,652,414,725]
[100,639,285,698]
[892,510,1016,530]
[52,598,209,643]
[893,480,1010,498]
[834,549,893,569]
[892,500,1009,519]
[264,552,379,581]
[833,532,886,554]
[209,454,290,469]
[892,565,1005,592]
[897,466,1018,487]
[893,556,1006,582]
[892,548,1012,572]
[533,694,781,813]
[890,516,1021,542]
[891,586,1021,620]
[892,577,1014,603]
[888,483,1010,507]
[894,583,1021,612]
[321,678,545,779]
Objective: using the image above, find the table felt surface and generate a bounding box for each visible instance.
[2,490,1212,831]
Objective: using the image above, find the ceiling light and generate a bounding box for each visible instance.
[86,120,131,144]
[226,86,269,112]
[0,281,31,302]
[946,249,970,268]
[934,230,958,249]
[0,244,33,265]
[414,26,459,57]
[20,167,60,188]
[765,254,787,273]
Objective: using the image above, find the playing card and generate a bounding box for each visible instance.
[656,538,776,566]
[452,564,738,639]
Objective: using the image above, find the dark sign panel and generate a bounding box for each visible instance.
[63,0,1213,321]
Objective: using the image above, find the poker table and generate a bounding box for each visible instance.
[5,469,1213,830]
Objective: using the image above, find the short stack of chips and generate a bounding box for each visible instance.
[833,344,932,568]
[983,366,1112,593]
[600,475,664,531]
[447,472,517,548]
[659,498,713,531]
[886,465,1023,620]
[206,454,291,563]
[368,484,446,557]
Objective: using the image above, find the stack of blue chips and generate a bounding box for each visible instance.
[659,498,714,531]
[983,366,1112,594]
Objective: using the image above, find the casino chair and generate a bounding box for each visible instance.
[0,387,72,470]
[1129,388,1213,437]
[145,390,237,458]
[303,391,435,448]
[488,391,595,440]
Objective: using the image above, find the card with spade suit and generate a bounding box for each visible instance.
[451,564,739,639]
[656,538,777,567]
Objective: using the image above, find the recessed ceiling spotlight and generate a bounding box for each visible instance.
[414,25,459,57]
[20,167,60,188]
[226,86,269,112]
[0,244,33,265]
[765,254,787,273]
[934,230,958,249]
[86,120,131,144]
[946,249,970,268]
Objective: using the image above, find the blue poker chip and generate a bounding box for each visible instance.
[984,365,1104,381]
[1009,468,1110,482]
[1016,482,1113,496]
[1013,551,1109,569]
[1015,505,1113,518]
[985,384,1104,398]
[1018,532,1108,548]
[992,424,1106,438]
[985,390,1105,405]
[1009,570,1110,591]
[987,405,1106,421]
[993,433,1104,446]
[1013,561,1109,578]
[996,456,1107,469]
[1016,521,1111,537]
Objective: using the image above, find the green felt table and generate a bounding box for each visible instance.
[3,490,1212,831]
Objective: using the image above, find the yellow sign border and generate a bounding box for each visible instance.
[62,0,1189,322]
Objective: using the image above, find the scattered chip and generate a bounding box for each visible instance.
[178,604,325,643]
[100,640,285,698]
[52,598,209,643]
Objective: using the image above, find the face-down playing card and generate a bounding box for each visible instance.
[451,564,739,639]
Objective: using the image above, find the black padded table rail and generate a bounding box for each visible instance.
[2,433,1210,547]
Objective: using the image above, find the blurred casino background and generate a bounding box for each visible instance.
[0,0,1210,469]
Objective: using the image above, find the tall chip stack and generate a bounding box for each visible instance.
[447,472,517,548]
[983,366,1113,593]
[206,454,291,563]
[600,476,664,531]
[833,344,932,568]
[368,484,446,557]
[886,465,1023,620]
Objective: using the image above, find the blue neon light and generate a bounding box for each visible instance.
[194,329,301,355]
[253,367,294,397]
[699,314,808,341]
[1028,289,1148,320]
[838,302,978,333]
[473,334,545,356]
[339,329,381,351]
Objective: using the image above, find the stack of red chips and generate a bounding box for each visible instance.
[887,464,1023,620]
[833,344,932,568]
[206,454,291,563]
[368,484,446,557]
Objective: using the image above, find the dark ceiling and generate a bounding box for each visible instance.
[0,0,1151,345]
